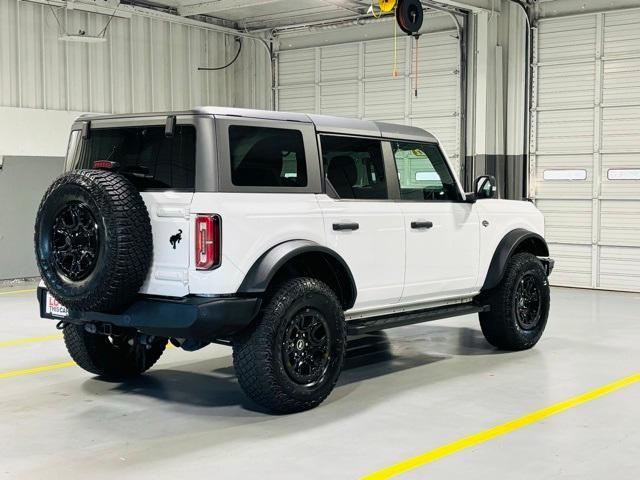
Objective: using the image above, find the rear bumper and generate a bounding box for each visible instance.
[38,287,260,340]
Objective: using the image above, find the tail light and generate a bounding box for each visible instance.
[195,215,221,270]
[93,160,119,170]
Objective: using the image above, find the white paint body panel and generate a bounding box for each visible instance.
[187,193,326,295]
[170,192,544,317]
[316,194,405,310]
[400,202,480,302]
[474,200,546,286]
[139,192,193,297]
[138,184,545,318]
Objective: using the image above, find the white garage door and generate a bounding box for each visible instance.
[531,10,640,292]
[276,31,462,172]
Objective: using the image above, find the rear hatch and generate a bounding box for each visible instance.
[66,117,197,297]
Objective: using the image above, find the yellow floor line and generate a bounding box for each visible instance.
[362,372,640,480]
[0,288,37,296]
[0,362,76,379]
[0,343,174,379]
[0,334,64,348]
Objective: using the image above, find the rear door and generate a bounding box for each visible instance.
[317,135,405,312]
[69,115,203,297]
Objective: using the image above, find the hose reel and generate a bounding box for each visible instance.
[396,0,423,35]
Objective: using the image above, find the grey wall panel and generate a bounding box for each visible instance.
[0,156,64,280]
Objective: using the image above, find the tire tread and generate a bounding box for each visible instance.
[233,278,345,414]
[35,170,152,312]
[479,252,550,351]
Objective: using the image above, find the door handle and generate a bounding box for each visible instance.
[333,222,359,231]
[411,221,433,229]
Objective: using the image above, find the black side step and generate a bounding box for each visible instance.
[346,302,490,336]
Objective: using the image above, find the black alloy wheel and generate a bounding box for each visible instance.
[35,169,152,312]
[52,202,100,281]
[233,277,346,413]
[479,252,550,351]
[281,308,331,387]
[514,272,542,330]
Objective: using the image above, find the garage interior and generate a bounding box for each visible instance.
[1,0,639,478]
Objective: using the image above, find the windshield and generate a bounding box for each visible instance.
[67,125,196,191]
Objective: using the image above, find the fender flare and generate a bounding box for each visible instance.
[481,228,550,291]
[237,240,357,309]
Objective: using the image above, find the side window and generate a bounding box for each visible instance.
[321,135,388,200]
[229,125,307,187]
[391,141,459,201]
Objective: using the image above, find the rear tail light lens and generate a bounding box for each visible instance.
[93,160,119,170]
[195,215,221,270]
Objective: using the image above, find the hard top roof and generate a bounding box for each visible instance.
[78,106,439,144]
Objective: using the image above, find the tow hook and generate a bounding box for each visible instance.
[84,323,114,336]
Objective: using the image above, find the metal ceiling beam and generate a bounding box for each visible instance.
[319,0,368,14]
[178,0,283,17]
[428,0,500,13]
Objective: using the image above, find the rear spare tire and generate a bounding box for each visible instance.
[34,169,152,312]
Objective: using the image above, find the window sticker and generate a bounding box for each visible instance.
[411,149,427,157]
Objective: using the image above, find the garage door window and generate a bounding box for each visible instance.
[229,125,307,187]
[543,169,587,181]
[608,169,640,180]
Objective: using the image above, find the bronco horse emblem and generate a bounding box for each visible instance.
[169,229,182,249]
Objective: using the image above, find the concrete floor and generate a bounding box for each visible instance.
[0,284,639,479]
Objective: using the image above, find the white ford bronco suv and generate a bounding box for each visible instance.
[35,107,554,413]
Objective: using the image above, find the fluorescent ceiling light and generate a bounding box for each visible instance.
[58,34,107,43]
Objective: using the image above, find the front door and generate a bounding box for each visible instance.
[390,141,480,303]
[317,135,405,312]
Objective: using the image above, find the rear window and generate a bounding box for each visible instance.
[229,125,307,187]
[69,125,196,190]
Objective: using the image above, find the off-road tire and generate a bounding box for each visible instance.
[63,324,166,378]
[233,278,346,414]
[35,169,152,313]
[479,252,550,351]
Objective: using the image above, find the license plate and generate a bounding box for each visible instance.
[45,292,69,318]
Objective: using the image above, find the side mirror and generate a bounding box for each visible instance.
[474,175,497,199]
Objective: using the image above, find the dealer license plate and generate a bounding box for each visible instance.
[45,292,69,318]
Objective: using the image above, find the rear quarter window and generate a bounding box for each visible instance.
[69,125,196,191]
[229,125,307,187]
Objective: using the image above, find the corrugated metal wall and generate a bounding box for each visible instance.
[0,0,271,279]
[531,8,640,292]
[0,0,270,113]
[277,31,462,171]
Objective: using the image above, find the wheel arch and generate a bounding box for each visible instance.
[481,228,550,291]
[237,240,357,310]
